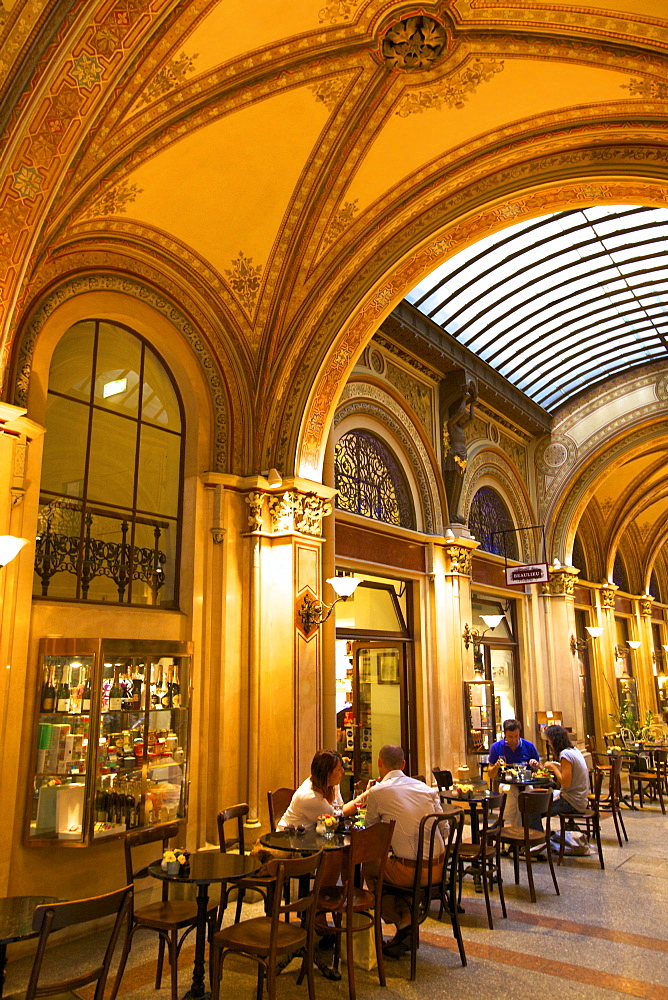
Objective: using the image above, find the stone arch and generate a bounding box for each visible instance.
[462,450,536,562]
[333,381,443,534]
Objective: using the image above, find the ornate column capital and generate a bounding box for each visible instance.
[443,535,479,577]
[541,564,579,597]
[267,491,333,536]
[599,583,618,611]
[638,594,653,617]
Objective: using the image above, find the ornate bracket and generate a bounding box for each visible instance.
[600,584,618,611]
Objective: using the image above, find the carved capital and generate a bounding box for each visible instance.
[639,595,653,617]
[268,491,333,535]
[541,565,579,597]
[245,491,266,531]
[443,536,478,577]
[600,584,618,611]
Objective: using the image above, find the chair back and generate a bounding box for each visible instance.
[411,774,427,783]
[413,809,464,915]
[480,792,506,840]
[518,789,553,833]
[124,821,180,901]
[217,803,250,854]
[432,768,453,791]
[589,767,604,807]
[348,819,395,868]
[26,885,133,1000]
[264,851,325,961]
[267,787,295,832]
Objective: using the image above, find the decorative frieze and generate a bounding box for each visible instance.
[245,492,265,532]
[267,491,332,536]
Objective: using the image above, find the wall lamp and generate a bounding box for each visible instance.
[462,614,504,650]
[570,625,603,655]
[0,535,29,568]
[297,575,360,637]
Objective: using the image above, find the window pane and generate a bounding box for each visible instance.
[142,348,181,431]
[79,509,134,604]
[88,410,137,508]
[131,519,176,607]
[34,499,83,599]
[48,321,95,401]
[94,322,142,417]
[137,426,181,517]
[41,396,88,497]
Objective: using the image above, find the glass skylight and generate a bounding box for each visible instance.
[406,205,668,411]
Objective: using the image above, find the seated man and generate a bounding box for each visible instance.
[486,718,540,781]
[361,744,444,958]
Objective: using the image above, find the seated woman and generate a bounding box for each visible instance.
[542,724,590,819]
[278,749,361,830]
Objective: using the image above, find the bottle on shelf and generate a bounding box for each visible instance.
[56,667,71,713]
[40,668,56,713]
[161,664,173,708]
[81,677,92,714]
[131,672,143,711]
[108,673,123,712]
[171,664,181,708]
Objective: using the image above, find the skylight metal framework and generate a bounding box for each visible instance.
[406,206,668,411]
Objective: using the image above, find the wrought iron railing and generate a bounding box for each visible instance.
[34,499,168,604]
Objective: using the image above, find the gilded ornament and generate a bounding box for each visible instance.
[396,59,503,115]
[381,16,447,71]
[293,493,333,536]
[268,492,296,533]
[639,596,653,618]
[445,544,472,577]
[600,586,617,611]
[225,251,263,313]
[245,492,265,531]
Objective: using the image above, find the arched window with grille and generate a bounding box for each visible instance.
[468,486,518,559]
[334,430,415,529]
[572,531,588,580]
[612,552,629,593]
[34,319,184,607]
[650,569,662,604]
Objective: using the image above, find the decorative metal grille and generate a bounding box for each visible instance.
[334,431,415,529]
[572,532,588,580]
[612,552,629,593]
[650,569,661,603]
[468,487,518,559]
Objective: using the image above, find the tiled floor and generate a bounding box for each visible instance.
[4,802,667,1000]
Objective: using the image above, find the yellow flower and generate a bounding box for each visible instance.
[163,850,176,862]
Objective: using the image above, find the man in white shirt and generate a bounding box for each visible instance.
[362,745,445,957]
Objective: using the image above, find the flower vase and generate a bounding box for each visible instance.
[315,822,326,836]
[166,860,180,875]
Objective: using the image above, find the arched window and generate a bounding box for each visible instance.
[572,532,588,580]
[334,430,415,529]
[468,487,519,559]
[612,551,629,593]
[650,569,661,604]
[34,319,183,607]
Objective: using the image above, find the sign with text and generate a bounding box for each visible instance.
[505,562,549,586]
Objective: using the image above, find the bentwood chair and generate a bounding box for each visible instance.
[628,749,666,814]
[383,809,466,979]
[457,792,507,929]
[217,803,273,923]
[210,851,325,1000]
[594,753,628,846]
[432,768,453,792]
[316,820,395,1000]
[499,789,560,903]
[9,885,133,1000]
[267,788,296,832]
[555,767,605,869]
[110,823,216,1000]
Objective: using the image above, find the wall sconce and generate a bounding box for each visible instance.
[297,575,360,636]
[0,535,29,568]
[262,468,282,488]
[462,614,504,650]
[569,624,603,655]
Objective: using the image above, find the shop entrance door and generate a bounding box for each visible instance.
[338,641,409,790]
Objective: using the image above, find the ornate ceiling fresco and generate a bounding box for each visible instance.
[1,0,668,489]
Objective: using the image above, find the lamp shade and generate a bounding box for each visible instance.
[480,614,504,629]
[585,626,604,638]
[327,575,360,599]
[266,468,282,488]
[0,535,29,567]
[627,640,641,649]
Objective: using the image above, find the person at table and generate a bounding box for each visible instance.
[540,724,590,822]
[277,749,362,831]
[487,719,540,781]
[361,744,444,959]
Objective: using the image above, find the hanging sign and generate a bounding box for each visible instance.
[505,563,549,586]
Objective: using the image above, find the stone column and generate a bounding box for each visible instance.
[635,594,655,722]
[541,564,583,737]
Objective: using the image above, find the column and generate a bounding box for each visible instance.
[541,564,584,738]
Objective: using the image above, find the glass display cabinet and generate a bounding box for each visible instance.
[27,638,192,846]
[464,680,496,753]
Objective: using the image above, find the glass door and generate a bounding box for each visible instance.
[337,641,408,788]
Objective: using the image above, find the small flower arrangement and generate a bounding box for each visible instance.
[162,848,188,872]
[453,783,474,798]
[317,814,337,829]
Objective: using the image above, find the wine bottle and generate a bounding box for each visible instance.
[41,669,56,713]
[81,678,91,713]
[171,665,181,708]
[56,669,71,713]
[131,675,143,711]
[108,675,123,712]
[161,665,173,708]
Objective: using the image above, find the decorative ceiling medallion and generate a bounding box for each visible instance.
[381,15,447,71]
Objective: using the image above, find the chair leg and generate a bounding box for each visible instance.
[594,817,605,870]
[546,842,560,896]
[155,933,166,989]
[657,780,666,815]
[169,930,179,1000]
[374,906,386,987]
[558,817,567,867]
[524,849,537,904]
[617,803,628,842]
[108,923,135,1000]
[409,917,419,982]
[512,844,520,884]
[346,913,356,1000]
[446,865,467,967]
[481,856,493,929]
[210,943,222,1000]
[234,885,244,924]
[495,848,507,920]
[262,958,272,1000]
[332,913,342,973]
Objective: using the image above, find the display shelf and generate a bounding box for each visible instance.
[464,680,496,754]
[27,638,192,847]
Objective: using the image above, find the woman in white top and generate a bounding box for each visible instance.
[278,749,361,830]
[543,725,590,815]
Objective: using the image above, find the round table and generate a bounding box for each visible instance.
[0,896,60,998]
[259,829,351,854]
[149,852,261,1000]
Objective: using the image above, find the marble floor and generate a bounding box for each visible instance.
[4,801,667,1000]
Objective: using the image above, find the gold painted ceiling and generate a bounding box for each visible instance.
[1,0,668,489]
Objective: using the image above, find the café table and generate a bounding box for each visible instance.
[259,828,352,855]
[0,896,60,998]
[496,774,553,827]
[149,851,261,1000]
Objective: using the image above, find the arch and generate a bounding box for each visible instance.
[468,486,519,560]
[334,429,415,530]
[333,380,444,534]
[462,449,535,562]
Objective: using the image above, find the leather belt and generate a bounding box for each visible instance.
[390,854,445,868]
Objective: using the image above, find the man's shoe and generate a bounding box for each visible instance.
[316,934,336,951]
[382,926,411,958]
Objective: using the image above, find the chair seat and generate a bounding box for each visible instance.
[5,993,84,1000]
[135,899,214,929]
[558,808,595,821]
[459,843,496,860]
[317,885,375,912]
[629,771,657,780]
[500,825,545,843]
[214,915,306,956]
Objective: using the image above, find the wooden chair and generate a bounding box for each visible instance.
[383,809,466,980]
[595,753,628,846]
[267,788,295,832]
[628,749,666,814]
[109,822,216,1000]
[499,789,560,903]
[432,768,453,792]
[210,850,325,1000]
[315,820,395,1000]
[555,768,605,869]
[410,774,427,783]
[457,793,507,929]
[217,803,272,923]
[10,885,133,1000]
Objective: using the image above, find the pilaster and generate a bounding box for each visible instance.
[540,564,583,738]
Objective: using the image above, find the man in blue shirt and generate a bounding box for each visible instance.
[487,719,539,780]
